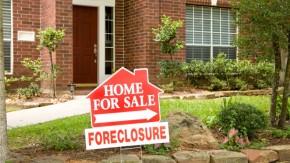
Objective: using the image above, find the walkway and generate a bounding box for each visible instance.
[7,96,90,129]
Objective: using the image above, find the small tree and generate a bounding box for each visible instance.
[37,28,65,98]
[231,0,290,127]
[152,15,184,61]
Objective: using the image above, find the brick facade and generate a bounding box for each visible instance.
[12,0,40,77]
[10,0,231,89]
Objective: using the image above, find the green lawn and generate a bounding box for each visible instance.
[8,96,271,150]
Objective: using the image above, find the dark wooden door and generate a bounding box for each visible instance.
[73,6,98,83]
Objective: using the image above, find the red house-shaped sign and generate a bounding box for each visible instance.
[87,67,163,128]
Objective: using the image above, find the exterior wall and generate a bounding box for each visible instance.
[119,0,231,83]
[115,0,125,69]
[10,0,232,89]
[12,0,40,77]
[55,0,73,88]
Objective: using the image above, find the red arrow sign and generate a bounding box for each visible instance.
[87,67,163,128]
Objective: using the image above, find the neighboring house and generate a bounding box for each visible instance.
[3,0,236,89]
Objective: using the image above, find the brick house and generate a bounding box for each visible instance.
[4,0,236,89]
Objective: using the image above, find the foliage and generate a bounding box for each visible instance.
[42,129,81,151]
[231,0,290,57]
[143,144,171,155]
[217,101,267,137]
[152,15,184,60]
[37,28,65,53]
[5,58,47,99]
[221,128,250,151]
[230,0,290,128]
[37,28,65,98]
[160,53,274,91]
[8,96,269,150]
[271,126,290,139]
[16,83,40,99]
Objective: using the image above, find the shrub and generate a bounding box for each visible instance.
[217,101,267,137]
[209,77,227,91]
[16,83,41,99]
[162,53,274,91]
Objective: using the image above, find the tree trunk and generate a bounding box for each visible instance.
[0,0,8,161]
[49,51,56,98]
[278,31,290,128]
[270,33,281,126]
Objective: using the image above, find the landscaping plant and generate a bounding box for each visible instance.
[217,100,267,138]
[153,15,184,90]
[231,0,290,128]
[221,128,250,151]
[161,53,274,91]
[37,28,65,98]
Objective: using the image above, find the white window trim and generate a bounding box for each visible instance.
[5,0,13,75]
[72,0,115,84]
[186,5,237,61]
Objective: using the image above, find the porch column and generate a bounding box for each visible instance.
[40,0,73,91]
[98,5,106,84]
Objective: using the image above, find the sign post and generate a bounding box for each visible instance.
[85,67,169,150]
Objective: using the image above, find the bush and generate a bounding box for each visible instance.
[17,83,41,99]
[217,101,267,137]
[159,53,274,91]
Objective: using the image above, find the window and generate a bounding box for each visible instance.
[186,6,237,62]
[3,0,12,73]
[105,7,114,75]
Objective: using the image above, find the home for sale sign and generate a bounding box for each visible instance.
[85,67,169,150]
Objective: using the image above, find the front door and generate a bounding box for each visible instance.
[73,6,98,83]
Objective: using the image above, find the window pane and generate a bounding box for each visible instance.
[203,7,211,19]
[221,33,229,45]
[212,8,220,20]
[105,34,113,47]
[194,19,202,31]
[213,33,220,45]
[186,31,193,44]
[105,48,113,61]
[212,20,220,32]
[213,47,236,59]
[194,32,202,44]
[4,41,10,72]
[221,21,229,33]
[203,19,210,32]
[3,0,11,72]
[186,46,210,61]
[194,7,202,19]
[105,62,113,75]
[105,7,113,20]
[105,21,113,33]
[221,9,229,21]
[203,32,211,44]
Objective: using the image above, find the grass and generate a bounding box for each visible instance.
[8,96,271,150]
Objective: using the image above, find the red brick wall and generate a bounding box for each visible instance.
[115,0,125,69]
[55,0,73,88]
[119,0,231,83]
[12,0,40,77]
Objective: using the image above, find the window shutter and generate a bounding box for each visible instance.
[3,0,12,72]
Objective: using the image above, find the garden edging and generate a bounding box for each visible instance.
[101,145,290,163]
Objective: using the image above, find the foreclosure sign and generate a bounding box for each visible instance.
[85,67,169,150]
